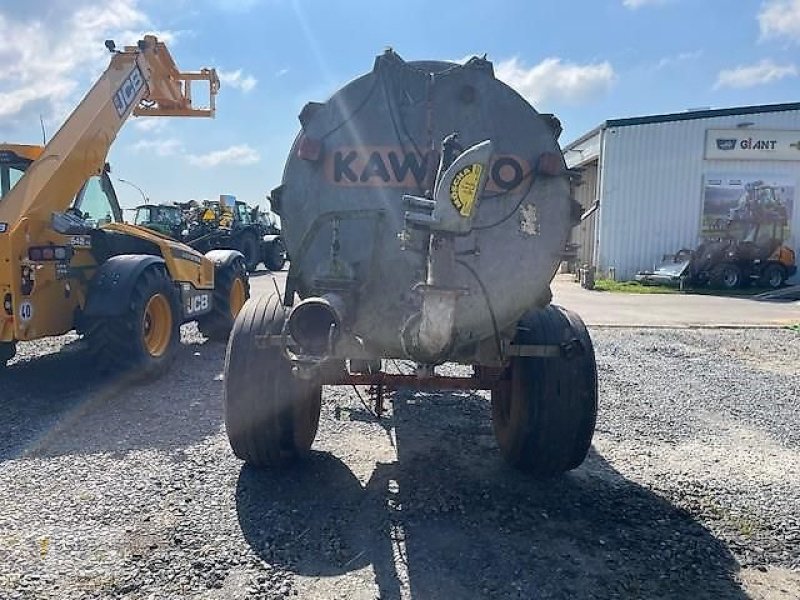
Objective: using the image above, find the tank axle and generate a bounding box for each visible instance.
[328,370,506,392]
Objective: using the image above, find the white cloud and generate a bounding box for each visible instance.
[759,0,800,42]
[132,138,184,157]
[0,0,179,131]
[218,69,258,93]
[714,59,797,89]
[623,0,668,8]
[134,117,168,132]
[276,68,290,77]
[187,144,260,167]
[495,57,616,107]
[655,50,703,70]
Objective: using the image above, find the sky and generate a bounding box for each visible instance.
[2,0,800,211]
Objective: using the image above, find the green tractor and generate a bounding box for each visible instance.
[132,197,286,272]
[256,209,287,271]
[132,203,185,238]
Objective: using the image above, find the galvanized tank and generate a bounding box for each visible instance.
[275,50,573,362]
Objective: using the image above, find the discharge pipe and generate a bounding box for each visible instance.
[286,293,346,358]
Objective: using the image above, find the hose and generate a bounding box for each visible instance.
[456,259,503,359]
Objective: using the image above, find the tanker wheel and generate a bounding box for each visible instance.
[237,231,260,272]
[84,264,181,379]
[197,256,250,342]
[0,342,16,369]
[490,304,598,478]
[264,239,287,271]
[224,293,322,467]
[710,262,742,290]
[759,263,786,289]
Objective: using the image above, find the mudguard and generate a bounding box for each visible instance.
[83,254,166,318]
[205,249,244,268]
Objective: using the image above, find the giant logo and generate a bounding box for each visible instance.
[716,138,737,151]
[113,66,145,117]
[325,147,531,193]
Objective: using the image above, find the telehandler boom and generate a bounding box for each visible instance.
[0,36,249,375]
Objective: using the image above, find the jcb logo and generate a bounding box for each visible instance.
[186,294,210,315]
[325,147,530,193]
[113,66,145,117]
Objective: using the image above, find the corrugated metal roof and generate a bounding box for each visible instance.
[564,101,800,150]
[607,101,800,127]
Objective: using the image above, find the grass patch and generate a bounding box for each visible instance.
[592,279,680,294]
[786,323,800,333]
[592,278,779,297]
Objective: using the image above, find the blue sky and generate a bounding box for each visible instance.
[2,0,800,211]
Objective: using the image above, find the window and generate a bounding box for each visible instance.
[74,175,121,227]
[237,203,252,224]
[134,206,152,226]
[0,164,28,199]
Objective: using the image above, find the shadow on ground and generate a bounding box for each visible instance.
[236,391,747,600]
[0,333,226,461]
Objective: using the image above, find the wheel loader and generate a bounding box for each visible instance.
[0,36,250,375]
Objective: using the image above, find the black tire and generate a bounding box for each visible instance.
[759,263,786,289]
[490,304,598,478]
[84,264,180,379]
[197,256,250,342]
[224,293,322,467]
[0,342,15,369]
[263,239,287,272]
[237,231,260,272]
[710,262,742,290]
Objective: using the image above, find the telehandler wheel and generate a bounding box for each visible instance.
[198,256,249,342]
[710,262,742,290]
[224,293,322,467]
[760,263,787,289]
[263,240,287,272]
[85,264,180,379]
[491,304,598,479]
[0,342,16,369]
[237,231,260,272]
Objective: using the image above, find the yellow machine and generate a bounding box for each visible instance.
[0,36,249,375]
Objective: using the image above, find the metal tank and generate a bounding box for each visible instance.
[224,50,598,478]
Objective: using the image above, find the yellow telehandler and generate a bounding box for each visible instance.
[0,36,249,376]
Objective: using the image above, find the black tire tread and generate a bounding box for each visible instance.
[491,304,598,478]
[223,293,322,467]
[197,257,250,341]
[264,240,286,272]
[83,264,180,379]
[710,262,742,289]
[0,342,15,368]
[759,263,786,289]
[238,231,260,272]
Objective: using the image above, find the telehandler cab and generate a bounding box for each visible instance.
[0,36,249,375]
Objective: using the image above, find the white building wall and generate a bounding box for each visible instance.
[597,109,800,280]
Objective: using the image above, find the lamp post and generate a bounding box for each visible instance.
[117,178,149,205]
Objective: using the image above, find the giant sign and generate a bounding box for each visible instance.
[705,129,800,161]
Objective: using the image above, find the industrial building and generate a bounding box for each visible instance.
[564,101,800,282]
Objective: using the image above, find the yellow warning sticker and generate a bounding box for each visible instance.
[449,164,483,217]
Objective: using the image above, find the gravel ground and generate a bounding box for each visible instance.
[0,325,798,599]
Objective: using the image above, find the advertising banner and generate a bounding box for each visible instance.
[705,129,800,161]
[702,173,794,243]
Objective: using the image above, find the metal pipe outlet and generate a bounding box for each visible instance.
[286,293,346,357]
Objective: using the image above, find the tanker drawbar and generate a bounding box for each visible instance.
[223,50,598,478]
